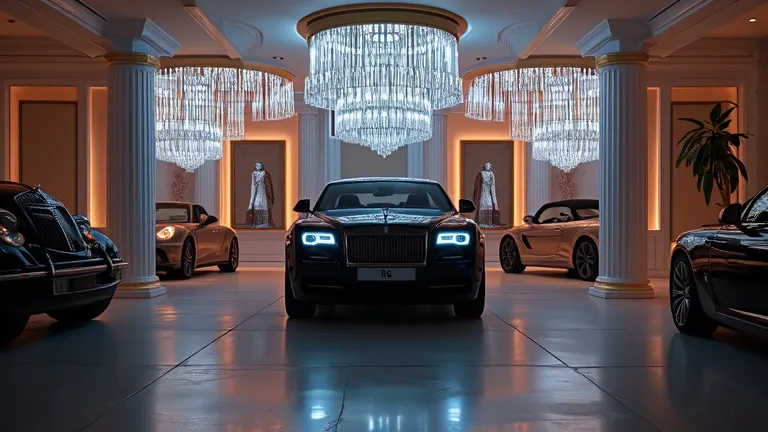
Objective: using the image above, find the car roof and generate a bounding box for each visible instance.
[325,177,439,185]
[543,199,599,209]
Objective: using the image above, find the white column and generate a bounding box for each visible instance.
[749,40,768,197]
[105,53,165,298]
[194,159,220,216]
[590,53,653,299]
[407,142,423,178]
[298,105,321,202]
[423,111,447,189]
[526,142,551,215]
[320,109,340,183]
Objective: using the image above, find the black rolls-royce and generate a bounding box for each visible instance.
[670,183,768,339]
[285,178,485,319]
[0,181,126,343]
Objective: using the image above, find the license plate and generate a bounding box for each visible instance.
[52,276,96,295]
[357,268,416,281]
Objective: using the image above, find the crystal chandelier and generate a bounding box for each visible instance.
[156,59,296,171]
[298,4,467,157]
[464,58,599,171]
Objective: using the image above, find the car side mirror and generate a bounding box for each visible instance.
[293,199,311,213]
[458,199,476,214]
[523,215,535,224]
[718,203,742,226]
[200,215,218,226]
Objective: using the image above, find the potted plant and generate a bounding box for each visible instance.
[676,101,749,207]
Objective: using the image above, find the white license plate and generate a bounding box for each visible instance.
[357,268,416,281]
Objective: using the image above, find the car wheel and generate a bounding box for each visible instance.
[573,238,599,281]
[47,297,112,324]
[499,237,525,274]
[0,314,29,344]
[218,238,239,273]
[454,270,486,319]
[670,255,718,337]
[175,237,196,279]
[284,266,315,319]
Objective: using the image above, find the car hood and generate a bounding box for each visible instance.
[307,208,461,229]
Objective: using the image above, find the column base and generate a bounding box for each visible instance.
[588,280,655,299]
[115,281,166,299]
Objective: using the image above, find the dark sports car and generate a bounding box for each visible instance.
[0,181,126,343]
[285,178,485,319]
[670,183,768,339]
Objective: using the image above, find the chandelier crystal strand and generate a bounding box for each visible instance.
[304,22,461,155]
[155,67,223,172]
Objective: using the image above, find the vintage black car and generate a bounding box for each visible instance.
[284,178,485,319]
[670,183,768,339]
[0,181,126,343]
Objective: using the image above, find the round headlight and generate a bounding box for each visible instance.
[0,208,25,247]
[78,223,96,243]
[157,226,175,240]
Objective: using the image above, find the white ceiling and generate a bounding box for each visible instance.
[709,1,768,38]
[0,11,46,37]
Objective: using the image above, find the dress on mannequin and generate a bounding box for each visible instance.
[247,162,275,228]
[473,162,500,227]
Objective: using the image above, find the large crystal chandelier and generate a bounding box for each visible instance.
[156,58,296,171]
[298,4,467,157]
[465,58,599,172]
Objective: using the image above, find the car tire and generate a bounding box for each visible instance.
[572,238,599,281]
[175,237,196,279]
[218,238,239,273]
[284,266,316,319]
[454,270,486,319]
[670,255,718,337]
[499,236,525,274]
[0,314,29,344]
[47,297,112,325]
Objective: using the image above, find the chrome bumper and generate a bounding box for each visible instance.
[0,261,127,283]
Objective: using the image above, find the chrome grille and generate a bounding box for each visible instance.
[346,234,426,265]
[14,189,86,252]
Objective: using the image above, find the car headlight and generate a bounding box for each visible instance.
[301,232,336,246]
[157,226,175,240]
[77,222,96,243]
[436,231,470,246]
[0,208,25,247]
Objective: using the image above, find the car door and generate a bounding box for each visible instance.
[192,205,218,264]
[519,205,568,262]
[710,188,768,317]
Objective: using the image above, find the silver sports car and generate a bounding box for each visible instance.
[499,199,599,281]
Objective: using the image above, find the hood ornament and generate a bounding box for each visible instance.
[382,207,389,233]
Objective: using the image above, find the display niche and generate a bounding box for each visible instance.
[460,141,514,229]
[230,140,285,230]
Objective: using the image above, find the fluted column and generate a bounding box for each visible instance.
[106,53,165,298]
[526,142,551,215]
[590,53,654,299]
[407,142,424,178]
[298,107,321,202]
[321,109,340,183]
[195,159,220,216]
[423,111,447,189]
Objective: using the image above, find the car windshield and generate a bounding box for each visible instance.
[156,205,190,223]
[314,180,455,213]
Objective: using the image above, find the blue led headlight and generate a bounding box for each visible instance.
[436,231,470,246]
[301,232,336,246]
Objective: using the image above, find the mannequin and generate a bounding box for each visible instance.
[472,162,499,227]
[246,162,275,228]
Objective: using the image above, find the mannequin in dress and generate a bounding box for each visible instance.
[247,162,275,228]
[472,162,499,227]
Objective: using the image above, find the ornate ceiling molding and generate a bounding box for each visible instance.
[220,20,263,57]
[104,18,180,58]
[184,6,242,59]
[575,19,650,58]
[497,21,539,57]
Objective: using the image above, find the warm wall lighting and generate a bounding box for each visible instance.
[647,88,661,231]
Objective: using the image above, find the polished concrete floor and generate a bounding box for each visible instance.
[3,268,768,432]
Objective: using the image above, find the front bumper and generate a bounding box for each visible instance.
[156,242,184,270]
[289,260,483,305]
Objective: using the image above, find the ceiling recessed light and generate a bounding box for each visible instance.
[749,18,757,22]
[7,19,15,24]
[272,56,284,60]
[476,56,487,61]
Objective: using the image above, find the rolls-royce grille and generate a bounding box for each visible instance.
[14,189,86,252]
[346,234,426,264]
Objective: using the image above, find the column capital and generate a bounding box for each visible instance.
[294,92,319,116]
[575,19,650,59]
[104,52,161,68]
[103,18,180,59]
[595,52,650,69]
